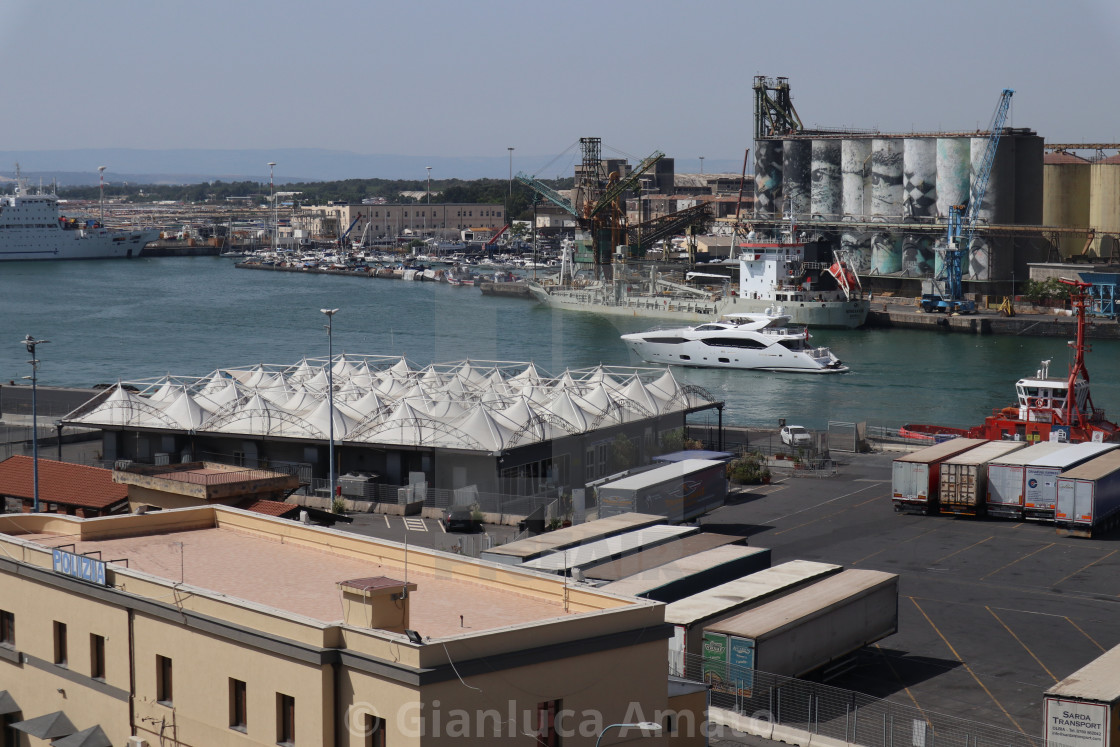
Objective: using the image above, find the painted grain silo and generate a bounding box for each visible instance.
[903,138,938,219]
[840,229,872,273]
[1090,154,1120,258]
[936,138,971,217]
[871,231,901,274]
[811,139,842,220]
[1043,152,1091,257]
[841,139,871,219]
[871,139,904,218]
[969,136,1016,280]
[754,140,783,217]
[783,139,811,216]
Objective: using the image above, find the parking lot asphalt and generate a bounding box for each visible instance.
[700,451,1120,736]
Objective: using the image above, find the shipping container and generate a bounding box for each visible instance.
[599,545,771,603]
[596,459,727,523]
[584,532,744,582]
[1044,643,1120,747]
[479,512,664,565]
[1055,450,1120,536]
[1023,443,1117,521]
[702,569,898,684]
[664,560,842,676]
[939,441,1028,516]
[986,442,1072,519]
[892,438,989,513]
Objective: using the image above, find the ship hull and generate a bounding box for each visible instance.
[528,284,868,328]
[0,228,159,261]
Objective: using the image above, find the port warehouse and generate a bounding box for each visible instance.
[59,356,724,507]
[891,438,1120,534]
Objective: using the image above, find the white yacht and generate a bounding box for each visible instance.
[0,168,157,261]
[621,309,848,373]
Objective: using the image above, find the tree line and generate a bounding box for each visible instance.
[57,177,575,221]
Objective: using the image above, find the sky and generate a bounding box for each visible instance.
[3,0,1119,179]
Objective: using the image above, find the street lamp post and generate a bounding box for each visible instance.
[268,161,277,251]
[426,166,432,236]
[22,335,50,512]
[320,309,339,504]
[507,146,514,224]
[699,156,705,175]
[98,166,107,224]
[595,722,661,747]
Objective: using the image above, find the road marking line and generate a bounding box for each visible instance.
[986,606,1058,683]
[933,536,993,566]
[383,514,390,528]
[768,483,883,524]
[852,525,942,566]
[1052,549,1117,588]
[874,643,929,722]
[909,597,1027,735]
[980,542,1055,581]
[1064,617,1107,653]
[854,495,882,507]
[403,517,427,532]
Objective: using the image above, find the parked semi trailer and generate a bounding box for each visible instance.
[700,569,898,687]
[892,438,988,513]
[986,442,1071,519]
[940,440,1028,516]
[1055,450,1120,537]
[1023,443,1117,521]
[1044,643,1120,747]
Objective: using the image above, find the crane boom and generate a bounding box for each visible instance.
[515,172,578,217]
[587,150,664,218]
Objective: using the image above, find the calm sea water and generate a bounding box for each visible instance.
[2,256,1118,430]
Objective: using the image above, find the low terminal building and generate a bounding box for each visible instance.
[0,506,673,746]
[60,356,721,512]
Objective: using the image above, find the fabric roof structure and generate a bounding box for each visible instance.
[0,690,18,715]
[63,356,716,455]
[50,725,112,747]
[10,710,76,740]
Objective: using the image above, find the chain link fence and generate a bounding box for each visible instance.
[673,651,1058,747]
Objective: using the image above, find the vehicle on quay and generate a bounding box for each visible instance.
[780,425,812,446]
[622,309,848,373]
[0,166,158,261]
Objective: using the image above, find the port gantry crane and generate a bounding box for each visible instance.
[516,137,664,280]
[929,88,1014,314]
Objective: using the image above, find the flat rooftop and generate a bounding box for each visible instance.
[22,524,571,638]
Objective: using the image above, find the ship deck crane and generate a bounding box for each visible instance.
[926,88,1014,314]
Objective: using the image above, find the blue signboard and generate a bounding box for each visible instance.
[729,636,756,691]
[52,549,107,586]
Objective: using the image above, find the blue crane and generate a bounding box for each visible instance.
[930,88,1013,314]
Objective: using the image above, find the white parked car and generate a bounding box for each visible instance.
[780,425,812,447]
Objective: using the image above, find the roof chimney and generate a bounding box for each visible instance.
[337,576,417,633]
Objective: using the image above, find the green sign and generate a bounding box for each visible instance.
[702,632,728,685]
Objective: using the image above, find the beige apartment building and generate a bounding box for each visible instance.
[0,506,675,747]
[297,203,506,241]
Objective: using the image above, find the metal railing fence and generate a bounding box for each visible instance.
[673,651,1056,747]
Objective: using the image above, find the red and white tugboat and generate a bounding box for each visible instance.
[971,279,1119,444]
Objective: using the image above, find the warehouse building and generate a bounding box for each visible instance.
[60,356,720,508]
[0,506,672,746]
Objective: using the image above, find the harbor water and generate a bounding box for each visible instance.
[2,256,1119,431]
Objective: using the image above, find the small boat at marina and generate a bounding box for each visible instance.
[621,309,848,373]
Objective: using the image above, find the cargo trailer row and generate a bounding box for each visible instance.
[893,439,1120,535]
[1044,643,1120,747]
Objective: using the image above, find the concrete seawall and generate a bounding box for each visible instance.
[867,306,1120,339]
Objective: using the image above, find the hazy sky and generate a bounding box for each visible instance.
[5,0,1119,176]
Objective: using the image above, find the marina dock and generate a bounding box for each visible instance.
[867,301,1120,339]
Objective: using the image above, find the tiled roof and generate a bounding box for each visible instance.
[236,498,297,517]
[0,456,128,509]
[1044,152,1090,164]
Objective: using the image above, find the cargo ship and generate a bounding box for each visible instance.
[0,167,157,261]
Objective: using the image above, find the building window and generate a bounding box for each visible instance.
[366,715,385,747]
[53,621,67,666]
[230,678,247,731]
[536,699,561,747]
[277,693,295,745]
[90,634,105,680]
[156,655,173,705]
[0,610,12,647]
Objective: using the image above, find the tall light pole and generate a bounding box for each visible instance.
[98,166,107,224]
[507,147,514,226]
[268,162,276,251]
[320,309,339,504]
[595,722,661,747]
[22,335,50,512]
[699,156,705,175]
[425,166,432,236]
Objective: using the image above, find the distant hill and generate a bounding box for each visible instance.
[0,148,742,187]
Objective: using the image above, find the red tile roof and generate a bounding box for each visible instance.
[236,498,298,517]
[0,456,128,510]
